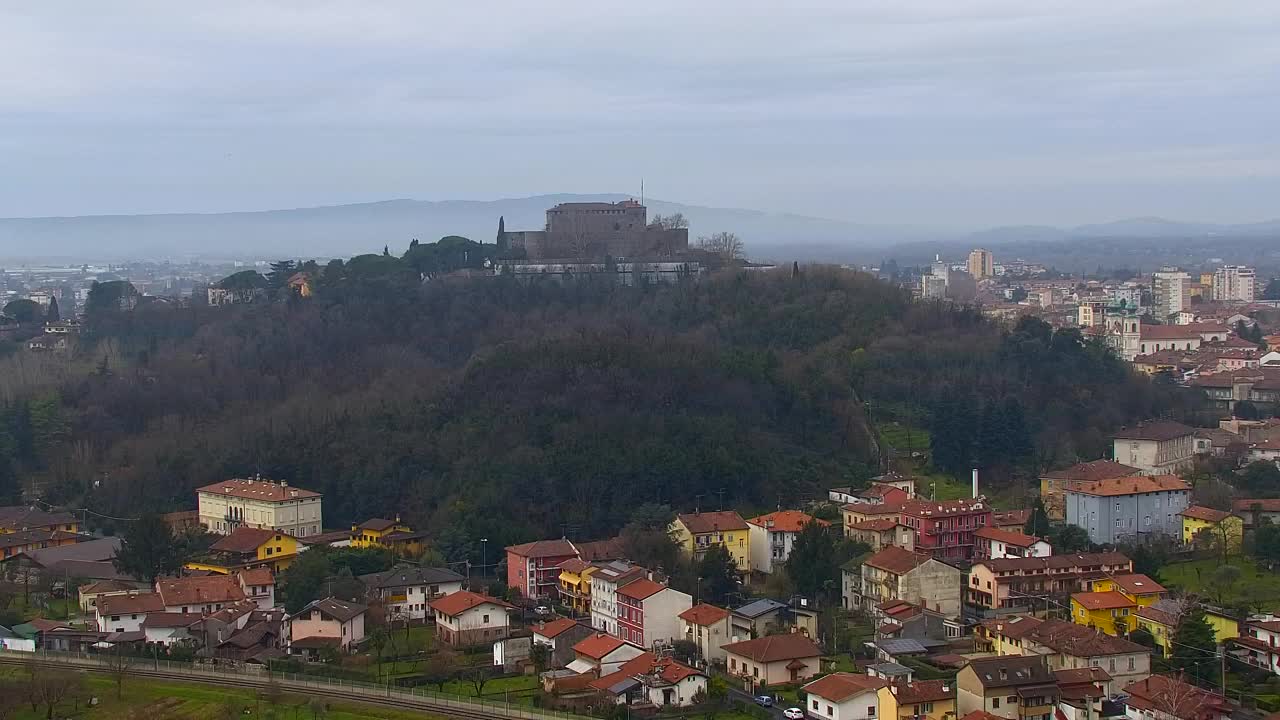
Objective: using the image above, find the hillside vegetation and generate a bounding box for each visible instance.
[0,261,1189,558]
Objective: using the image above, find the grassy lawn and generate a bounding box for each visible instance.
[1159,558,1280,611]
[0,670,447,719]
[441,673,538,698]
[876,422,930,456]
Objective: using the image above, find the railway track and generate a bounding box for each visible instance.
[0,653,574,720]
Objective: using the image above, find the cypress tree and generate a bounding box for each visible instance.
[1169,604,1219,686]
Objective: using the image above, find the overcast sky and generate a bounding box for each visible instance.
[3,1,1279,228]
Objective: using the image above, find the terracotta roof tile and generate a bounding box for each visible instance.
[862,546,931,575]
[974,527,1043,547]
[676,511,749,534]
[505,538,578,558]
[1072,591,1136,610]
[573,632,628,660]
[210,527,283,554]
[1040,460,1143,482]
[722,634,821,663]
[803,672,887,702]
[429,591,513,617]
[1179,505,1232,523]
[156,575,246,607]
[533,618,581,639]
[1112,421,1196,442]
[617,578,665,601]
[195,478,320,502]
[679,603,731,626]
[1107,573,1166,595]
[747,511,827,533]
[1068,475,1190,497]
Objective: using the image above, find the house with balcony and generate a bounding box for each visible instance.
[589,561,647,636]
[185,526,303,575]
[966,552,1133,617]
[1228,617,1280,677]
[847,519,916,552]
[973,528,1050,560]
[557,558,597,617]
[746,510,827,574]
[506,538,579,601]
[588,652,708,709]
[1065,475,1191,545]
[853,546,963,619]
[361,565,464,621]
[196,477,323,538]
[803,672,887,720]
[956,655,1058,720]
[567,632,647,676]
[843,501,907,537]
[669,511,751,573]
[679,603,733,663]
[236,567,276,610]
[722,633,823,688]
[1189,368,1280,416]
[616,578,692,649]
[289,597,367,655]
[984,617,1151,693]
[1111,422,1196,475]
[429,590,513,647]
[349,517,427,557]
[878,679,957,720]
[1122,675,1232,720]
[898,499,993,562]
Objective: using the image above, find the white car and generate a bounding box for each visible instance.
[783,708,804,719]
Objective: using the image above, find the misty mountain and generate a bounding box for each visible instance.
[0,194,933,263]
[974,216,1280,243]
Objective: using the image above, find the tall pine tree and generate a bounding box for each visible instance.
[1169,604,1219,687]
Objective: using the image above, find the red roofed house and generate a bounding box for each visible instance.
[289,597,367,655]
[531,617,595,667]
[1123,675,1231,720]
[973,527,1051,560]
[1234,498,1280,530]
[589,652,708,709]
[898,498,993,561]
[506,538,579,601]
[845,518,915,553]
[802,672,887,720]
[746,510,829,574]
[195,476,323,538]
[678,603,733,663]
[1230,617,1280,677]
[430,590,515,647]
[1039,460,1143,520]
[1112,421,1196,475]
[568,632,647,675]
[722,633,823,687]
[236,567,275,609]
[95,591,166,633]
[616,578,692,649]
[853,546,964,618]
[156,575,247,615]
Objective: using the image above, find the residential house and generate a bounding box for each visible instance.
[1229,616,1280,677]
[966,552,1134,616]
[188,599,259,649]
[1111,422,1196,475]
[802,672,887,720]
[3,538,124,589]
[1189,368,1280,416]
[196,477,323,538]
[1054,668,1110,720]
[843,501,907,537]
[1064,475,1191,545]
[186,526,303,574]
[157,575,247,615]
[746,510,828,574]
[0,506,78,534]
[212,607,288,663]
[96,592,165,633]
[567,632,646,675]
[1122,675,1232,720]
[589,561,646,636]
[290,597,366,654]
[877,601,964,644]
[669,511,751,573]
[730,598,788,640]
[349,518,427,557]
[361,565,464,621]
[956,656,1059,720]
[506,538,579,601]
[679,603,733,664]
[871,473,918,497]
[1179,506,1243,550]
[1070,592,1137,635]
[898,499,993,561]
[992,510,1032,533]
[854,546,963,618]
[0,529,87,560]
[1088,574,1167,608]
[985,617,1151,693]
[616,578,692,649]
[973,528,1051,560]
[429,590,513,647]
[557,558,597,617]
[847,519,916,552]
[1039,461,1142,520]
[1202,606,1240,646]
[1232,498,1280,530]
[78,579,148,614]
[236,567,276,610]
[879,679,957,720]
[531,618,595,668]
[588,652,708,709]
[840,483,912,507]
[722,633,823,687]
[1135,604,1180,657]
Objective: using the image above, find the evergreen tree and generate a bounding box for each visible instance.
[785,520,837,601]
[696,544,739,605]
[1024,498,1052,538]
[1169,604,1219,686]
[496,216,506,249]
[46,297,60,323]
[267,260,297,289]
[113,513,184,584]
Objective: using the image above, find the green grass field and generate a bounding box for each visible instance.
[1159,559,1280,611]
[0,670,447,719]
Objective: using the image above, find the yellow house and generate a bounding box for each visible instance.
[1071,591,1138,635]
[669,511,751,572]
[185,526,302,574]
[1180,506,1243,552]
[1203,606,1240,644]
[879,679,956,720]
[350,517,426,557]
[0,507,78,535]
[556,558,597,615]
[1089,573,1166,607]
[1135,605,1178,657]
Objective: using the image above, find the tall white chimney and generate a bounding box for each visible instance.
[972,468,979,499]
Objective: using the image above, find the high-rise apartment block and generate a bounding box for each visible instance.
[967,248,994,279]
[1152,268,1190,320]
[1212,265,1257,302]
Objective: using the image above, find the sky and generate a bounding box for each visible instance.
[3,1,1279,228]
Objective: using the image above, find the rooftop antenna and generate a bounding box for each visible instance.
[641,178,645,207]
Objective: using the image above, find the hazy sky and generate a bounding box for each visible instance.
[3,1,1279,227]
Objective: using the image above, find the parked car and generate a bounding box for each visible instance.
[754,695,774,708]
[533,605,552,616]
[783,708,804,720]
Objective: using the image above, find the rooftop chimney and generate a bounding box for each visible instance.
[972,469,979,499]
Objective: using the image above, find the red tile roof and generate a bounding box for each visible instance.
[900,498,989,518]
[504,539,578,559]
[676,511,749,533]
[573,632,628,660]
[847,519,902,532]
[1068,475,1190,497]
[1072,591,1136,610]
[803,672,887,702]
[993,509,1031,527]
[1112,421,1196,442]
[1179,505,1232,523]
[1041,460,1143,482]
[617,578,664,601]
[211,527,285,554]
[532,618,580,639]
[862,546,931,575]
[156,576,246,607]
[195,478,320,502]
[1234,498,1280,513]
[429,590,514,617]
[97,592,165,617]
[747,510,828,533]
[556,558,592,574]
[1136,605,1179,627]
[891,679,954,704]
[236,567,274,587]
[1107,573,1166,595]
[974,527,1042,547]
[722,633,821,663]
[678,603,731,626]
[976,552,1133,575]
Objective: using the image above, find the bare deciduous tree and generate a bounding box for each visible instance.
[105,643,135,699]
[24,664,83,720]
[648,213,688,230]
[696,232,745,262]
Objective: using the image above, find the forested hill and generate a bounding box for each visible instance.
[0,265,1188,557]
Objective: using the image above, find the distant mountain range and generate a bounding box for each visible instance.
[1,195,1277,263]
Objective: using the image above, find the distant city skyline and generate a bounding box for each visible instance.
[3,2,1279,227]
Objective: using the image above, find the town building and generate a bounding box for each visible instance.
[237,567,275,610]
[185,526,303,574]
[1212,265,1257,302]
[156,575,247,615]
[1189,368,1280,416]
[843,501,907,536]
[1039,460,1143,520]
[956,655,1058,720]
[1064,475,1191,545]
[429,590,513,647]
[981,617,1151,694]
[678,603,733,663]
[1134,603,1180,658]
[968,249,995,280]
[616,578,692,649]
[0,506,78,534]
[349,518,427,557]
[1229,617,1280,677]
[1112,421,1195,475]
[878,679,957,720]
[1233,497,1280,530]
[505,538,579,601]
[669,511,751,573]
[846,519,916,552]
[556,558,597,617]
[730,598,789,639]
[803,672,888,720]
[360,565,464,621]
[746,510,827,574]
[96,592,165,633]
[531,618,595,668]
[499,200,689,260]
[589,561,646,636]
[1178,506,1242,551]
[290,597,367,654]
[898,498,993,561]
[1122,675,1232,720]
[196,477,323,538]
[1152,268,1191,320]
[973,527,1051,560]
[587,652,708,709]
[567,632,646,676]
[852,546,964,618]
[966,552,1134,616]
[722,633,823,687]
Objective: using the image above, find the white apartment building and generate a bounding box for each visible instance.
[1152,268,1190,320]
[197,477,323,537]
[589,561,646,637]
[1212,265,1257,302]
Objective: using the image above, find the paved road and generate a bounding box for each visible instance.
[727,686,795,719]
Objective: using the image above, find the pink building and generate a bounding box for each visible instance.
[505,539,579,601]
